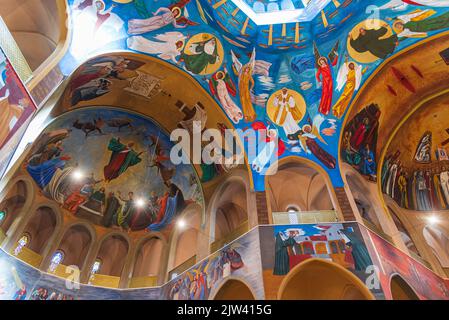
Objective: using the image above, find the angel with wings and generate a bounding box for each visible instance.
[288,115,336,169]
[127,32,187,64]
[379,0,449,11]
[231,49,257,123]
[250,122,285,174]
[332,56,364,119]
[314,41,339,116]
[208,67,243,124]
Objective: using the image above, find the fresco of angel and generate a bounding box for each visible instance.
[314,41,339,116]
[250,122,285,174]
[127,32,187,64]
[332,56,364,119]
[127,1,198,35]
[208,67,243,124]
[288,115,336,169]
[379,0,449,11]
[230,49,272,122]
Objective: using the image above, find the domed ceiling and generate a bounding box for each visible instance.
[55,0,449,191]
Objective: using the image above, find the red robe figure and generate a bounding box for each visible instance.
[314,41,340,116]
[103,138,142,182]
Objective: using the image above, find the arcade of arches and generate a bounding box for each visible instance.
[1,0,449,300]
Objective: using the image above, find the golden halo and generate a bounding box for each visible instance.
[392,19,405,35]
[302,124,312,133]
[347,19,395,64]
[266,88,306,126]
[215,71,225,79]
[183,33,224,75]
[171,6,182,19]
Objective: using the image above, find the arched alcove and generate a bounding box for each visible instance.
[13,206,58,267]
[131,237,164,287]
[91,234,129,288]
[212,180,248,247]
[423,225,449,268]
[52,224,93,271]
[278,259,374,300]
[388,207,421,258]
[212,279,255,300]
[390,275,420,300]
[266,161,334,216]
[346,173,383,232]
[0,0,66,71]
[0,180,27,236]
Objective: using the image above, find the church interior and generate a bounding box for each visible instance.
[0,0,449,300]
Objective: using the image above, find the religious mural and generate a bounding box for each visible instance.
[361,227,449,300]
[53,0,449,190]
[23,107,204,233]
[381,95,449,211]
[0,48,37,179]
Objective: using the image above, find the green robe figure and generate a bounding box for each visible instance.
[181,37,219,75]
[341,228,372,272]
[350,27,398,59]
[273,232,296,276]
[104,138,142,182]
[395,11,449,37]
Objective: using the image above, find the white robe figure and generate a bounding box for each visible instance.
[127,32,187,64]
[386,163,398,197]
[440,171,449,205]
[70,0,125,61]
[273,91,302,136]
[252,129,278,174]
[379,0,449,11]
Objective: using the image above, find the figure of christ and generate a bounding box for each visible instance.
[103,138,143,182]
[273,88,303,137]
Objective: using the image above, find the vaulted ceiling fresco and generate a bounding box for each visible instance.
[56,0,449,191]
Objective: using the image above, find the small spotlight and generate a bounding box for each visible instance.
[136,198,146,208]
[177,219,186,229]
[427,215,440,225]
[72,170,84,181]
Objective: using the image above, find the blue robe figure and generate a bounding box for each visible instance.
[27,157,67,189]
[360,145,376,177]
[416,171,431,211]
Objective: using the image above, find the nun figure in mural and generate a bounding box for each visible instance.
[349,26,398,60]
[339,228,372,273]
[273,231,297,276]
[180,36,219,75]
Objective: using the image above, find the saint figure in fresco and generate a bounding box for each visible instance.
[27,156,71,190]
[332,57,364,119]
[349,26,398,60]
[128,6,197,35]
[414,132,432,164]
[272,88,303,137]
[360,144,377,180]
[273,231,297,276]
[339,228,372,272]
[180,36,219,75]
[103,138,143,182]
[314,41,340,116]
[208,68,243,124]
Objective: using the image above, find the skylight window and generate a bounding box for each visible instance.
[230,0,332,25]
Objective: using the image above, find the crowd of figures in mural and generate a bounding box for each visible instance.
[382,150,449,211]
[53,0,449,190]
[24,107,203,233]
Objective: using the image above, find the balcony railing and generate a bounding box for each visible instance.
[168,255,197,280]
[272,210,339,225]
[210,220,249,253]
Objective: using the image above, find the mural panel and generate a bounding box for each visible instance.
[23,107,204,234]
[0,48,37,178]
